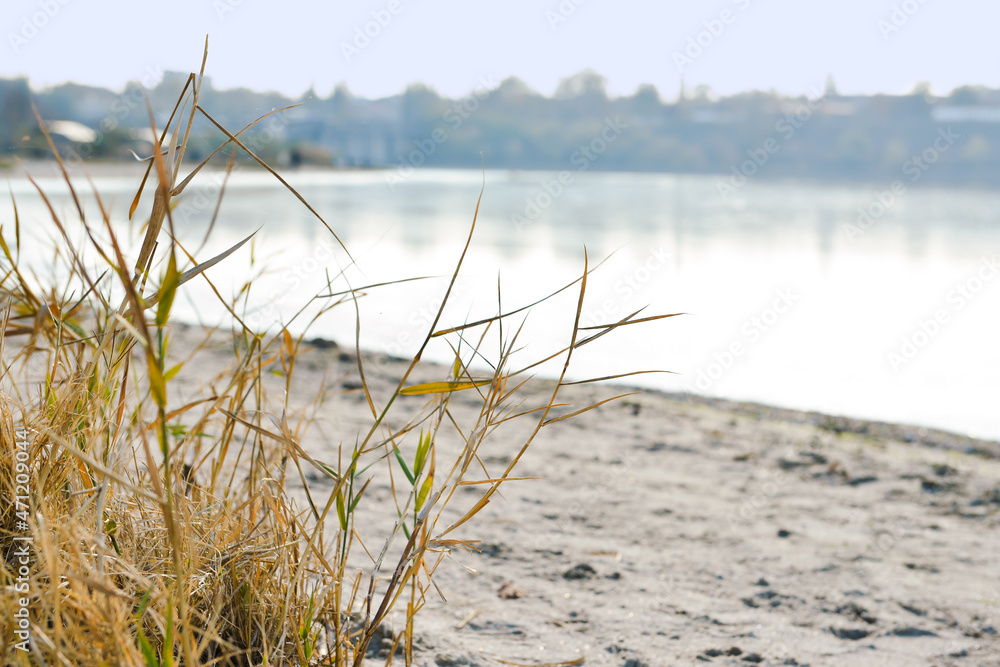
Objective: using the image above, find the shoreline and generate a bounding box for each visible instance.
[176,323,1000,458]
[307,333,1000,458]
[646,389,1000,460]
[5,158,1000,195]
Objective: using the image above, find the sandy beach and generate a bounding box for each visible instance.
[161,324,1000,667]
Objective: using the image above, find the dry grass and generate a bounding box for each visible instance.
[0,46,676,666]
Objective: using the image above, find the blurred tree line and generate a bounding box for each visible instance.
[2,70,998,186]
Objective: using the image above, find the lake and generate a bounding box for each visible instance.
[7,166,999,440]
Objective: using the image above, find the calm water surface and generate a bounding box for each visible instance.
[8,167,999,439]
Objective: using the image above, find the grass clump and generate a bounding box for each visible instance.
[0,48,675,666]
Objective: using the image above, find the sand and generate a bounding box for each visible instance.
[157,324,1000,667]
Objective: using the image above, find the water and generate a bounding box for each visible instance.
[6,167,999,440]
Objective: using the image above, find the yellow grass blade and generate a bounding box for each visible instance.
[399,380,493,396]
[430,253,614,338]
[128,73,194,219]
[542,392,639,426]
[142,228,259,309]
[560,369,674,385]
[170,104,302,197]
[497,658,586,667]
[195,105,355,264]
[457,477,542,484]
[30,102,85,220]
[155,251,180,327]
[574,311,685,348]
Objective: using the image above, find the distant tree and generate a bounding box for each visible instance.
[400,83,442,136]
[495,76,540,101]
[824,74,838,97]
[7,70,1000,183]
[554,69,608,100]
[34,83,79,119]
[910,81,932,98]
[331,83,351,100]
[300,85,318,102]
[629,83,662,113]
[691,84,714,102]
[329,83,353,117]
[949,85,984,106]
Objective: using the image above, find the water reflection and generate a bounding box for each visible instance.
[5,167,998,439]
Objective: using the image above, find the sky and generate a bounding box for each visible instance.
[2,0,997,100]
